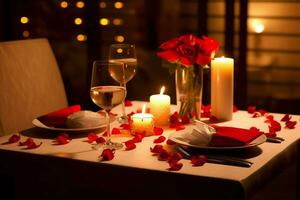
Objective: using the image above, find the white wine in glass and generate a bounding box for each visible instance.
[109,44,137,123]
[90,61,126,150]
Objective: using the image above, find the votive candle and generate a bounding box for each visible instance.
[131,104,154,136]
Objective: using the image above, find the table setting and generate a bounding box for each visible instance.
[0,34,299,200]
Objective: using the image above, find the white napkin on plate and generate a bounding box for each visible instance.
[178,121,216,146]
[65,111,105,128]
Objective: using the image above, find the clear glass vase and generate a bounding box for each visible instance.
[175,64,203,120]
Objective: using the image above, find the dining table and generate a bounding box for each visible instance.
[0,101,299,200]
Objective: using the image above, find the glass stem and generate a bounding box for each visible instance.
[120,82,127,118]
[105,110,111,144]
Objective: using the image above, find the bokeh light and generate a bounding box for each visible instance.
[20,16,29,24]
[114,35,125,43]
[99,18,110,26]
[114,2,124,9]
[74,18,82,25]
[60,1,68,8]
[77,34,87,42]
[76,1,85,8]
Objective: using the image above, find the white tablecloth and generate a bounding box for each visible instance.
[0,101,299,200]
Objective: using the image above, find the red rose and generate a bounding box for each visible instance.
[157,34,219,67]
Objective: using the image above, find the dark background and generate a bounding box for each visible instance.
[1,0,299,114]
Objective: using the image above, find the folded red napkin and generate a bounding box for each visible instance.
[38,105,81,127]
[209,126,263,147]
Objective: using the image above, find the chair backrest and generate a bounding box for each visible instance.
[0,38,68,135]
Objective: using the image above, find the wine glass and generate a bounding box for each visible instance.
[109,44,137,123]
[90,61,126,150]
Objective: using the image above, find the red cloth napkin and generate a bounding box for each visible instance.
[38,105,81,127]
[209,126,263,147]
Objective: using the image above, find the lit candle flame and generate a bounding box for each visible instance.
[160,86,165,95]
[142,104,146,114]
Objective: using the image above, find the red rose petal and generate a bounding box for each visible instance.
[247,106,256,114]
[19,138,34,146]
[264,115,274,123]
[265,131,277,138]
[233,105,238,112]
[153,136,166,143]
[120,123,131,130]
[132,133,144,143]
[87,133,98,143]
[158,150,170,161]
[191,155,207,166]
[111,128,121,135]
[124,140,136,150]
[96,137,106,144]
[19,138,42,149]
[153,127,164,135]
[2,134,21,144]
[99,149,115,161]
[150,145,164,154]
[26,141,42,149]
[175,125,185,131]
[170,112,180,124]
[168,152,182,163]
[168,161,183,171]
[270,120,281,132]
[181,115,190,124]
[166,139,176,145]
[281,114,292,122]
[102,131,108,137]
[258,109,268,116]
[285,121,297,129]
[125,100,133,107]
[55,135,69,145]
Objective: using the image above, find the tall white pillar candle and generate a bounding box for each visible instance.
[211,57,234,121]
[150,86,171,126]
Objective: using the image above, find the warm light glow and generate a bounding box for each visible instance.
[142,104,146,114]
[99,2,107,8]
[76,34,87,42]
[20,16,29,24]
[254,24,265,34]
[116,48,123,53]
[76,1,85,8]
[22,30,30,37]
[160,86,165,95]
[114,35,125,43]
[99,18,110,26]
[113,18,123,25]
[114,2,124,9]
[60,1,68,8]
[74,18,82,25]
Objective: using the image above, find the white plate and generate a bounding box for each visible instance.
[32,118,106,132]
[168,131,267,150]
[32,112,114,133]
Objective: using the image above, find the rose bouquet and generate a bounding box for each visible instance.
[157,34,219,120]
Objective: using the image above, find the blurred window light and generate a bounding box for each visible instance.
[113,18,123,25]
[60,1,68,8]
[99,2,107,8]
[99,18,110,26]
[74,18,82,25]
[114,35,125,43]
[116,48,123,53]
[114,2,124,9]
[20,16,29,24]
[77,34,87,42]
[254,24,265,34]
[76,1,85,8]
[22,30,30,37]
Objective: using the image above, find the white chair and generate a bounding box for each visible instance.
[0,38,68,135]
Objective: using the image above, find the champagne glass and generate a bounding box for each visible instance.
[109,44,137,123]
[90,61,126,150]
